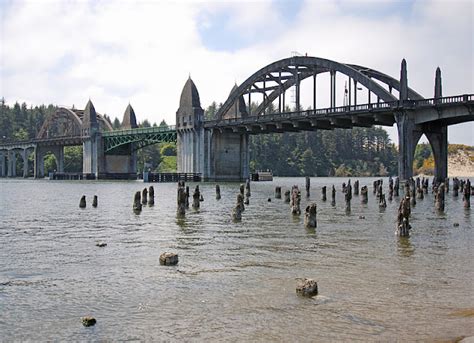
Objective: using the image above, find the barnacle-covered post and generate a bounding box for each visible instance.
[435,183,445,211]
[290,185,301,215]
[463,179,471,208]
[396,196,411,237]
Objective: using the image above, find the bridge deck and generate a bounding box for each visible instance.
[204,94,474,133]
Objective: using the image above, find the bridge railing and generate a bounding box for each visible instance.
[204,93,473,127]
[102,125,176,137]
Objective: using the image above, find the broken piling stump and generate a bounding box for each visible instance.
[275,186,282,199]
[296,278,318,297]
[133,191,142,213]
[304,203,317,228]
[148,186,155,206]
[159,252,178,266]
[92,195,98,208]
[216,184,221,200]
[79,195,86,208]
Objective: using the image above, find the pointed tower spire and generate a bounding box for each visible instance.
[122,103,138,129]
[400,58,408,101]
[83,99,97,124]
[176,77,204,130]
[434,67,442,99]
[222,83,248,119]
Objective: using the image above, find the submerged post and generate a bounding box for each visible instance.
[275,186,282,199]
[321,186,327,202]
[216,184,221,200]
[360,186,368,204]
[304,203,317,228]
[305,176,310,197]
[331,185,336,206]
[177,182,186,217]
[148,186,155,206]
[133,191,142,214]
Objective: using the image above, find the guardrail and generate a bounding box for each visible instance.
[102,126,176,137]
[203,93,473,127]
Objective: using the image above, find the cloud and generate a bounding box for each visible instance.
[0,0,472,144]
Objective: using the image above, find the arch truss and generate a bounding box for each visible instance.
[216,56,424,120]
[37,107,113,140]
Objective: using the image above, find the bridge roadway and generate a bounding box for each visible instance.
[204,94,474,133]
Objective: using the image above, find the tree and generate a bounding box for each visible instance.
[112,117,121,130]
[161,143,176,156]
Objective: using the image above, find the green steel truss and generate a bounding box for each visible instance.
[102,126,177,153]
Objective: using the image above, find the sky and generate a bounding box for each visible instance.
[0,0,473,145]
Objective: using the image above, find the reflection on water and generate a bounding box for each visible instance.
[397,236,415,257]
[0,177,473,341]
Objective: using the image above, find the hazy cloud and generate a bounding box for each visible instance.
[0,0,472,144]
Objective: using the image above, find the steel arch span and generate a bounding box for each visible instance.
[215,56,424,119]
[37,107,113,139]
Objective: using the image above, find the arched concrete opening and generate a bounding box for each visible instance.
[35,146,64,178]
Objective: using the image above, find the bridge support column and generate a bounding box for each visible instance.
[0,151,6,177]
[57,146,64,173]
[425,124,448,183]
[83,135,100,177]
[34,146,46,178]
[396,111,421,182]
[8,150,16,177]
[21,149,28,177]
[210,130,249,181]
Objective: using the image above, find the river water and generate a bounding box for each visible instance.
[0,177,473,341]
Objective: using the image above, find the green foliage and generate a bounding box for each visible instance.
[160,143,176,156]
[0,99,52,141]
[248,126,398,177]
[158,156,177,172]
[43,153,57,173]
[112,117,121,129]
[64,146,83,172]
[414,143,432,169]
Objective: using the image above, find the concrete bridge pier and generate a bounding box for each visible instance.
[82,100,100,177]
[0,151,6,177]
[176,77,250,181]
[20,149,29,177]
[7,150,16,177]
[424,124,448,182]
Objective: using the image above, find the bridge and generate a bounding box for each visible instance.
[0,56,472,181]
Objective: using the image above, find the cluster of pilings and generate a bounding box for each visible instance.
[132,185,156,214]
[270,175,472,235]
[79,195,98,208]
